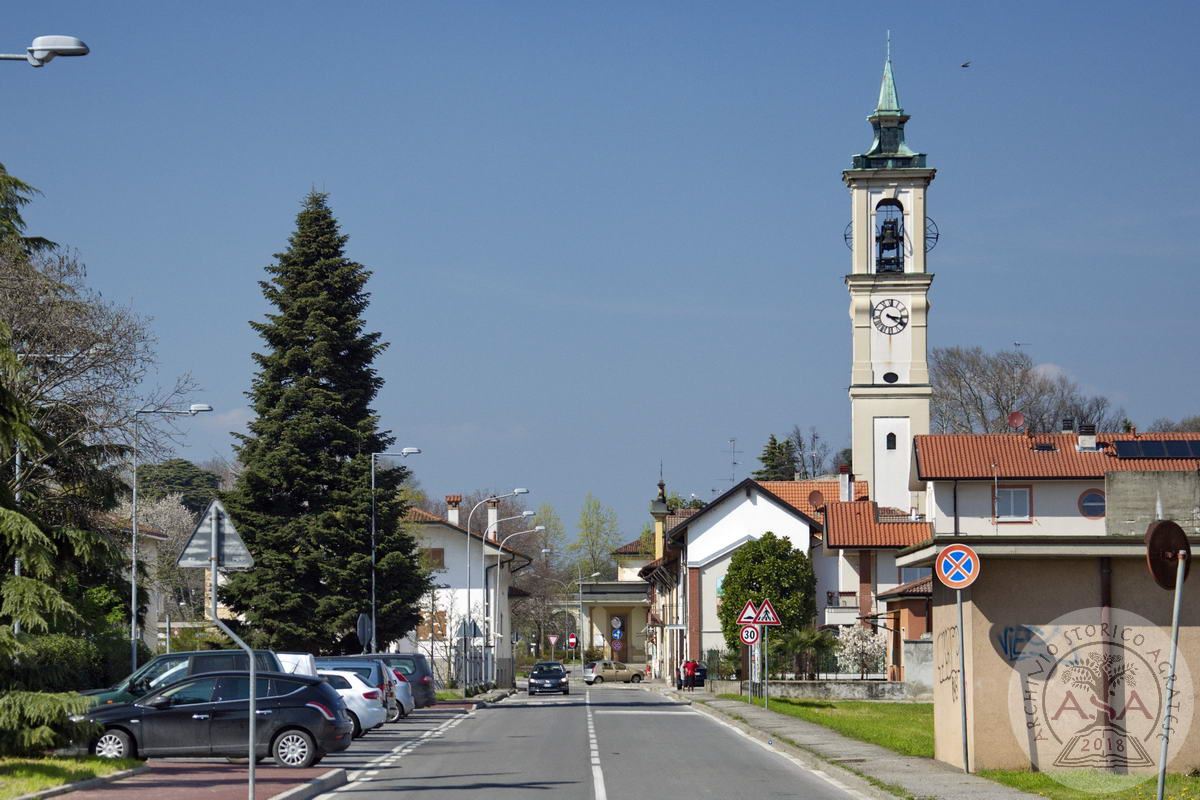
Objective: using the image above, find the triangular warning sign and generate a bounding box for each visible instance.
[177,499,254,571]
[737,600,759,625]
[754,598,781,626]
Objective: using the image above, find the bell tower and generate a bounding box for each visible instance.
[844,45,937,512]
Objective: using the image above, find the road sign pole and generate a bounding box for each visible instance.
[957,587,968,774]
[1156,554,1187,800]
[763,625,769,710]
[208,504,256,800]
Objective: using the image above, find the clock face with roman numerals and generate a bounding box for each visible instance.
[872,298,909,335]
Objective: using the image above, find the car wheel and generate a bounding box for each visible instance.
[273,729,318,769]
[631,674,642,683]
[349,712,363,738]
[386,705,402,723]
[563,689,570,695]
[592,676,604,684]
[93,728,134,760]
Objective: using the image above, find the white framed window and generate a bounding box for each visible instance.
[995,487,1031,521]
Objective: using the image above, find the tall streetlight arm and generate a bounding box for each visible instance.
[0,35,89,67]
[463,488,528,688]
[490,525,544,684]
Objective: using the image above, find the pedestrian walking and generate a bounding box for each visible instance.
[683,658,697,692]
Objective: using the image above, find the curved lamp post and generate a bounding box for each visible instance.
[492,525,544,683]
[131,403,213,671]
[480,509,535,644]
[369,448,421,653]
[0,35,89,67]
[463,489,527,687]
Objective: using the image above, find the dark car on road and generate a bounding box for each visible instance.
[527,663,570,695]
[81,650,282,707]
[356,652,437,708]
[83,671,353,768]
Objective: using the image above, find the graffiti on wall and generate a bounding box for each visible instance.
[936,624,960,702]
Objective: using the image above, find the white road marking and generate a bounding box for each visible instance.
[585,690,608,800]
[593,709,698,715]
[328,712,471,794]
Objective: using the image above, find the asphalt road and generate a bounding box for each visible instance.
[317,684,866,799]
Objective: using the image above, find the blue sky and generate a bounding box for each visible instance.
[4,2,1197,537]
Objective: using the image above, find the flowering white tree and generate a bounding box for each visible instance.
[836,625,886,678]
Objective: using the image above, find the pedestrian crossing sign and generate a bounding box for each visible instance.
[753,598,781,626]
[737,600,759,625]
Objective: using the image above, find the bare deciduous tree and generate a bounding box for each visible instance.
[930,346,1126,434]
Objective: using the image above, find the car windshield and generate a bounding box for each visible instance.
[532,666,564,676]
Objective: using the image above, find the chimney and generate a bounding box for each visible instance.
[1061,418,1075,434]
[486,499,499,542]
[445,494,462,527]
[838,465,851,502]
[1078,423,1097,451]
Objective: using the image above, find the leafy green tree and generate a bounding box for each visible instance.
[752,434,798,481]
[666,491,705,512]
[222,191,428,652]
[717,532,815,651]
[568,493,620,579]
[137,458,220,515]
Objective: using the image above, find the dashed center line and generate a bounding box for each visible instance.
[585,691,608,800]
[333,712,471,792]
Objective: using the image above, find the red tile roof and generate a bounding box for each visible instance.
[404,507,531,560]
[614,538,651,556]
[665,508,699,532]
[879,574,933,600]
[823,501,931,549]
[758,480,870,518]
[914,432,1200,480]
[406,507,446,524]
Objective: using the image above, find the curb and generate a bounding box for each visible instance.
[270,768,347,800]
[652,687,897,800]
[15,765,151,799]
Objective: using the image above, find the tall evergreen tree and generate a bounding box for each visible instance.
[222,192,426,652]
[752,434,797,481]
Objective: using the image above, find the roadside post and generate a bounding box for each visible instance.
[178,500,256,799]
[1145,520,1191,800]
[737,600,759,699]
[935,543,980,774]
[754,599,781,710]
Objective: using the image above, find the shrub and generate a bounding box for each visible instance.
[0,691,98,756]
[0,634,103,692]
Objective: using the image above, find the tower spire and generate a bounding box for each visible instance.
[877,33,902,115]
[851,36,924,170]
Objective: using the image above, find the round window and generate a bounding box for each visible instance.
[1078,490,1106,519]
[883,372,899,384]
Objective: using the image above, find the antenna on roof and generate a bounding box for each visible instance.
[726,438,743,485]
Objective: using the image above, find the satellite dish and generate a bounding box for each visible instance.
[1007,411,1025,429]
[1145,520,1191,590]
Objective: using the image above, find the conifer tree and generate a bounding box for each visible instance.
[222,192,426,652]
[752,434,797,481]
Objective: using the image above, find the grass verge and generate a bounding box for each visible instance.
[717,693,934,758]
[982,769,1200,799]
[0,756,141,799]
[435,689,464,701]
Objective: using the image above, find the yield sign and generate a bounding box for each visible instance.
[754,599,781,626]
[737,600,759,625]
[177,499,254,570]
[548,634,559,646]
[936,543,981,590]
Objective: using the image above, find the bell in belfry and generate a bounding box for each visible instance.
[876,218,903,272]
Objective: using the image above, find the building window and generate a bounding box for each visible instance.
[886,432,897,450]
[1078,489,1106,519]
[900,566,930,584]
[422,547,446,571]
[995,487,1031,522]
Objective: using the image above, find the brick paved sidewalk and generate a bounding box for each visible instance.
[61,760,340,799]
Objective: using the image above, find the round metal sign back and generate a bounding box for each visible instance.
[1145,519,1191,590]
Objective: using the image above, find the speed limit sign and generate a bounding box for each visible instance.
[740,624,760,646]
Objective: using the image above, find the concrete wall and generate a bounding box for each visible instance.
[1106,471,1200,537]
[738,680,916,701]
[933,557,1200,773]
[903,639,933,699]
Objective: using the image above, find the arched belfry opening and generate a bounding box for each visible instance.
[875,199,904,273]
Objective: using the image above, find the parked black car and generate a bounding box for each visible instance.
[80,650,282,706]
[527,663,569,695]
[354,653,437,709]
[83,671,353,767]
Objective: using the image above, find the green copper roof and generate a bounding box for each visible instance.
[876,56,902,115]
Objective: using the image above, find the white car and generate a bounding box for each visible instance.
[319,669,387,737]
[387,667,416,718]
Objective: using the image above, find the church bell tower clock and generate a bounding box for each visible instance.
[843,46,937,512]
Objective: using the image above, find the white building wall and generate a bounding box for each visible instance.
[685,487,815,568]
[930,480,1107,536]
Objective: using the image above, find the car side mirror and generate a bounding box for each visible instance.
[144,697,171,710]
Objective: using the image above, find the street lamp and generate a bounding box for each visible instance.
[463,488,528,687]
[131,403,212,671]
[490,525,544,683]
[479,509,535,648]
[0,35,89,67]
[369,448,421,653]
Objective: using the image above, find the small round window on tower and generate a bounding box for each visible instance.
[883,372,899,384]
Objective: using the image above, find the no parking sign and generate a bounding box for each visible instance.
[936,543,980,589]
